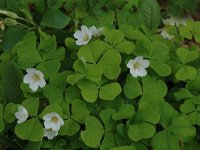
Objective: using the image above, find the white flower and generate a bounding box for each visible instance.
[127,56,150,77]
[23,68,46,92]
[161,29,175,40]
[89,26,104,37]
[15,106,28,124]
[162,16,190,27]
[43,112,64,131]
[74,25,92,46]
[44,128,58,140]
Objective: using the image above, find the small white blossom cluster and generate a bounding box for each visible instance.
[162,16,189,27]
[127,56,150,77]
[73,25,104,45]
[15,106,64,140]
[16,68,64,140]
[43,112,64,140]
[161,16,191,40]
[23,68,46,92]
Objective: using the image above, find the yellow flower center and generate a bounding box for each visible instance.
[32,74,40,81]
[133,62,140,69]
[51,116,58,123]
[83,34,89,41]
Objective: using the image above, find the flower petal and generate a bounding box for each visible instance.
[138,68,147,77]
[29,81,39,92]
[74,30,83,39]
[141,60,150,68]
[134,56,143,63]
[81,25,89,32]
[130,68,139,77]
[38,79,46,88]
[26,68,36,74]
[44,120,53,129]
[52,123,60,131]
[127,60,134,68]
[23,74,32,84]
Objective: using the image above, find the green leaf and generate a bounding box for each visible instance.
[104,29,124,45]
[174,88,193,101]
[137,102,160,124]
[49,71,68,89]
[110,146,136,150]
[180,97,200,125]
[193,21,200,43]
[99,82,122,100]
[0,103,4,132]
[154,101,178,128]
[167,114,196,138]
[152,130,180,150]
[65,86,81,103]
[0,62,23,103]
[101,132,117,149]
[38,33,57,52]
[15,32,42,69]
[186,73,200,92]
[112,104,135,121]
[175,66,197,81]
[128,122,155,141]
[40,9,71,29]
[85,63,103,83]
[43,84,63,104]
[81,116,104,148]
[124,75,142,99]
[3,103,16,123]
[99,109,116,132]
[59,119,80,136]
[42,47,65,61]
[176,48,199,64]
[71,99,90,124]
[115,41,135,54]
[36,60,61,79]
[15,118,44,141]
[139,0,161,29]
[2,27,27,52]
[150,60,171,77]
[77,80,98,103]
[22,98,39,116]
[99,49,121,79]
[142,76,167,98]
[66,74,84,85]
[25,141,41,150]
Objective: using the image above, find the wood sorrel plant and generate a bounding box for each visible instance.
[0,0,200,150]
